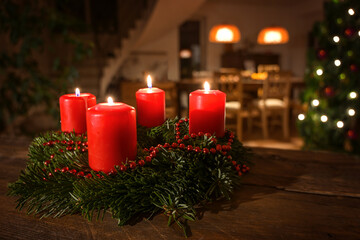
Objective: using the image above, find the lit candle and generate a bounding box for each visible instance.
[189,82,226,137]
[86,97,137,173]
[59,88,96,133]
[136,75,165,127]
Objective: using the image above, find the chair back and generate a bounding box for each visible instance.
[263,71,291,102]
[214,69,242,103]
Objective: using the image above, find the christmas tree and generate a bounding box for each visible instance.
[298,0,360,154]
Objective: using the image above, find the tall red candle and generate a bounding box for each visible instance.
[136,75,165,127]
[87,97,137,173]
[59,88,96,133]
[189,82,226,137]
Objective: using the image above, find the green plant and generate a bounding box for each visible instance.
[0,0,93,132]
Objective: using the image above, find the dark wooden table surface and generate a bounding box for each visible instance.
[1,137,359,240]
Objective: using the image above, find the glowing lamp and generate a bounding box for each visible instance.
[209,24,240,43]
[257,27,289,45]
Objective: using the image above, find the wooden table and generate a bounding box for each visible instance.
[1,137,359,239]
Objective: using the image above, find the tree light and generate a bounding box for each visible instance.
[336,121,344,128]
[349,91,357,99]
[298,114,305,121]
[358,30,360,37]
[312,99,320,107]
[348,109,355,116]
[321,115,328,122]
[316,69,323,76]
[348,8,355,16]
[334,59,341,66]
[333,36,340,43]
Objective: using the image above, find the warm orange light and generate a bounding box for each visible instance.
[107,97,114,104]
[204,81,210,91]
[75,88,80,97]
[257,27,289,45]
[147,75,152,88]
[209,24,240,43]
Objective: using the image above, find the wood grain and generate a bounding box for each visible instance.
[0,140,359,240]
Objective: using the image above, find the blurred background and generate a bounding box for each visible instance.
[0,0,359,153]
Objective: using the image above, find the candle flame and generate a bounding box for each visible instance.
[107,97,114,104]
[147,75,152,88]
[204,81,210,91]
[75,88,80,97]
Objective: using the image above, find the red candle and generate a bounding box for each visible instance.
[189,82,226,137]
[59,88,96,133]
[87,97,137,173]
[136,75,165,127]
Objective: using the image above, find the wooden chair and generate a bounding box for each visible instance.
[214,69,254,141]
[254,71,291,139]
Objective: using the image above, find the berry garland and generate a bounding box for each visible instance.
[8,118,251,237]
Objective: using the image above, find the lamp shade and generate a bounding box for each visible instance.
[257,27,289,45]
[209,24,240,43]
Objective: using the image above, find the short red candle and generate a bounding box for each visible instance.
[59,89,96,133]
[87,98,137,173]
[189,82,226,137]
[136,75,165,127]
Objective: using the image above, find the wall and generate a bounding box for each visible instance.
[196,0,325,77]
[123,0,325,80]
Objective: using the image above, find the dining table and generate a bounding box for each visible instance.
[1,136,359,239]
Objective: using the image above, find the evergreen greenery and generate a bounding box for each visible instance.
[298,0,360,154]
[8,118,252,237]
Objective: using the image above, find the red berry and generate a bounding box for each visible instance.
[232,161,237,166]
[130,162,137,169]
[144,148,149,152]
[238,172,242,176]
[78,171,85,177]
[70,169,77,174]
[82,142,86,146]
[228,139,234,143]
[120,165,127,171]
[153,148,159,153]
[150,152,156,158]
[61,167,69,173]
[210,148,216,154]
[236,165,241,171]
[59,149,64,153]
[44,160,51,166]
[230,133,235,139]
[195,147,201,153]
[184,118,188,122]
[216,144,222,151]
[242,168,247,173]
[138,160,145,166]
[48,172,53,177]
[176,131,181,136]
[76,141,82,145]
[179,143,185,149]
[183,135,189,140]
[211,138,217,144]
[177,139,182,144]
[85,173,92,178]
[61,140,67,144]
[203,148,209,154]
[246,166,250,171]
[42,143,47,146]
[198,132,204,137]
[191,133,197,138]
[222,151,227,155]
[81,148,86,152]
[222,145,228,151]
[171,143,178,148]
[68,140,74,145]
[163,143,170,148]
[43,177,47,181]
[50,154,55,159]
[205,133,211,138]
[187,145,193,151]
[176,127,180,131]
[176,135,181,139]
[179,120,184,124]
[227,155,232,160]
[54,168,60,172]
[145,156,152,162]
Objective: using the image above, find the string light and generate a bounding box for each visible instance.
[348,8,355,16]
[298,114,305,121]
[316,69,323,76]
[333,36,340,43]
[336,121,344,128]
[312,99,320,107]
[358,30,360,37]
[349,91,357,99]
[334,59,341,66]
[348,109,355,116]
[320,115,328,122]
